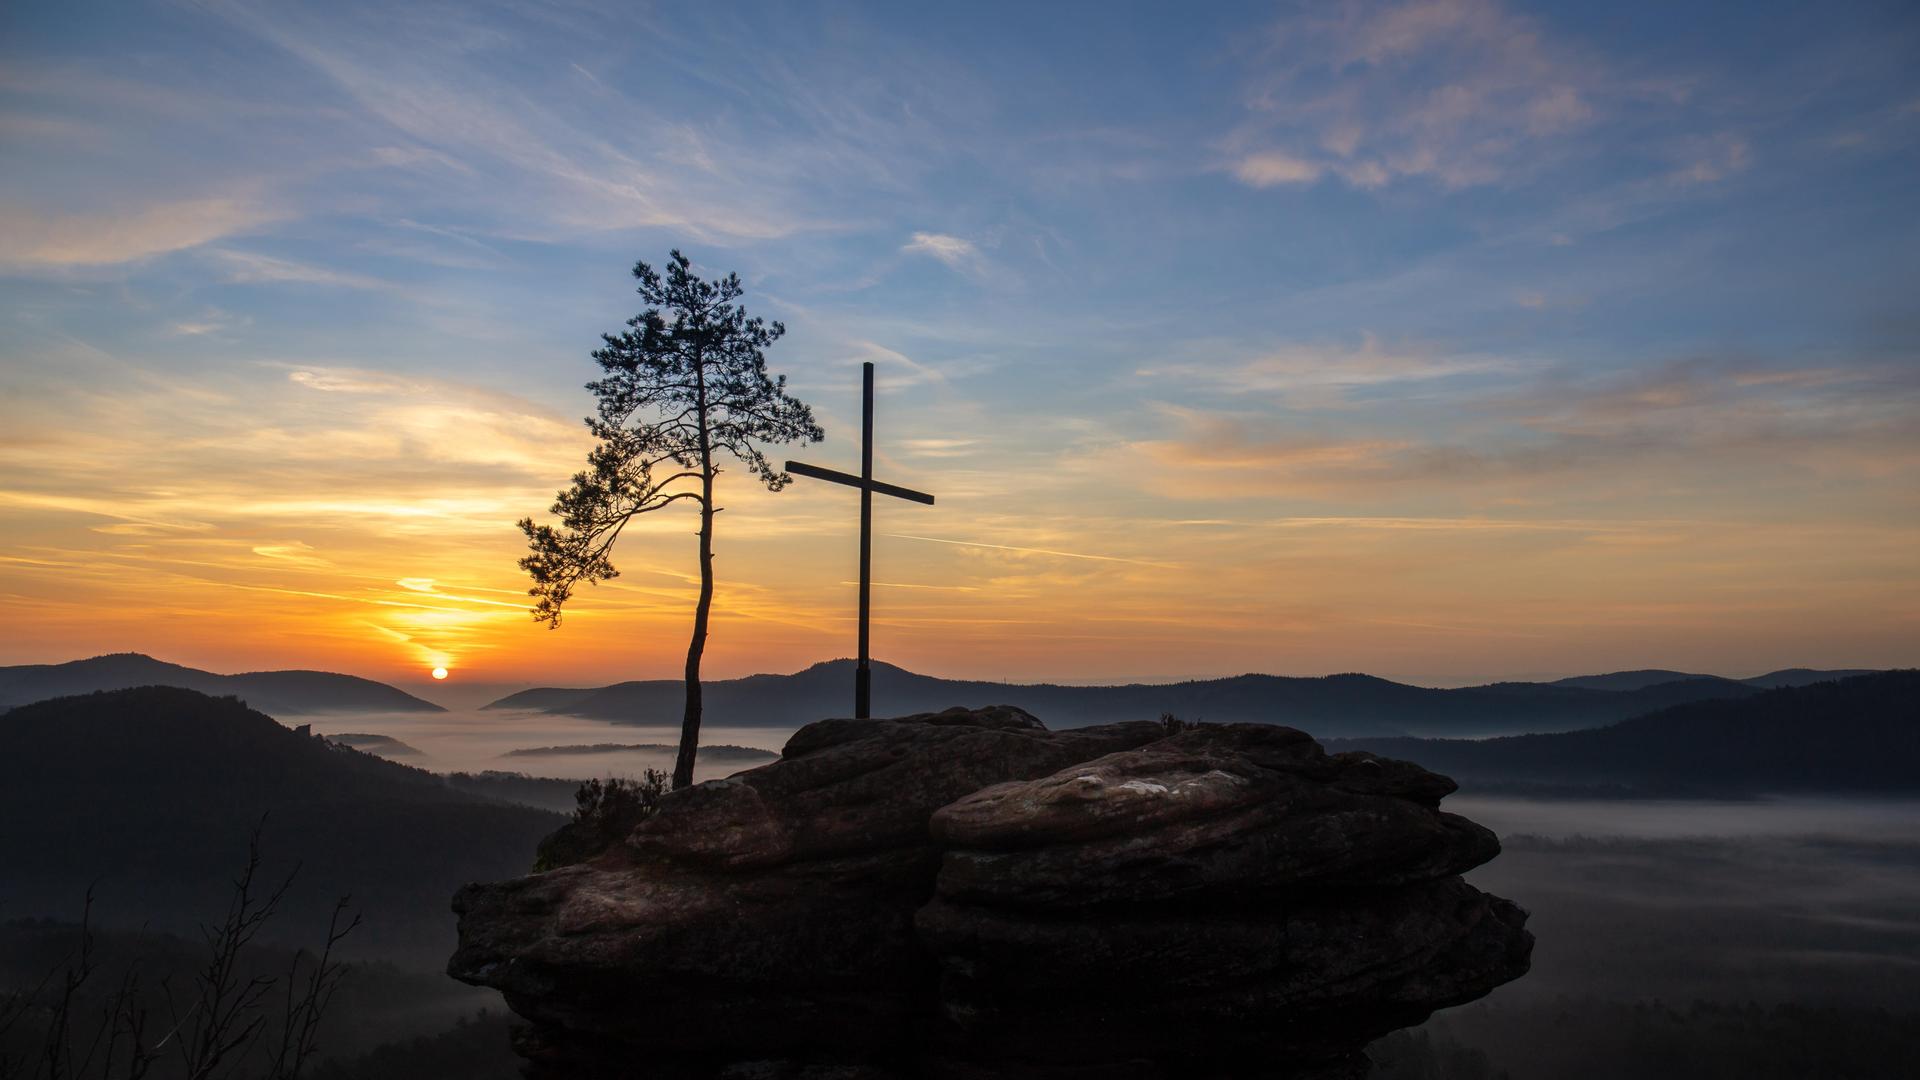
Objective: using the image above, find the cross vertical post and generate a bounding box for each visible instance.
[857,362,874,718]
[785,360,936,720]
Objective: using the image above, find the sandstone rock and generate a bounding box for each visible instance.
[918,881,1530,1075]
[449,710,1531,1079]
[929,724,1498,908]
[629,706,1167,871]
[913,723,1528,1077]
[450,706,1169,1071]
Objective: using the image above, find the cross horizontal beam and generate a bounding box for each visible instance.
[785,460,935,505]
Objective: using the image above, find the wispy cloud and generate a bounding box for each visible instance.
[0,352,591,543]
[1223,0,1667,192]
[1231,151,1323,188]
[252,541,333,568]
[283,366,427,395]
[902,232,985,273]
[1667,133,1751,185]
[853,339,954,389]
[208,249,384,288]
[899,438,980,459]
[1121,355,1920,499]
[1137,336,1520,406]
[0,195,282,268]
[842,580,981,592]
[199,2,965,243]
[168,308,249,337]
[888,533,1181,569]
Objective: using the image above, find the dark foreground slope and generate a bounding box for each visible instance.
[0,920,506,1066]
[486,659,1773,738]
[1325,671,1920,796]
[0,652,445,713]
[0,687,558,966]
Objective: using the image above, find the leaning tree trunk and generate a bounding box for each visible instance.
[674,432,716,791]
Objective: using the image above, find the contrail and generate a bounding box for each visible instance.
[884,534,1179,569]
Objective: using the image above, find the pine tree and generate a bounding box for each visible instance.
[519,252,823,789]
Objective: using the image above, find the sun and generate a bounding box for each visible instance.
[431,666,449,680]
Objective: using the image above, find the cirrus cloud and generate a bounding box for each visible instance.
[0,195,283,268]
[902,231,985,273]
[1222,0,1668,192]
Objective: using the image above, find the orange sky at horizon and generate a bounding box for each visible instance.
[2,355,1915,691]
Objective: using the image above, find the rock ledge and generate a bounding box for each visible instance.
[450,707,1530,1079]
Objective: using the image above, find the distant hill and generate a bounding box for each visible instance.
[1551,668,1878,692]
[0,687,557,966]
[1550,670,1720,691]
[1742,667,1879,689]
[501,742,779,762]
[485,659,1784,739]
[324,732,425,757]
[0,653,446,714]
[1324,671,1920,796]
[484,685,601,712]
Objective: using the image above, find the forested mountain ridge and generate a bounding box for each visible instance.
[1551,668,1879,691]
[1323,671,1920,795]
[0,686,556,965]
[0,652,445,713]
[482,659,1873,738]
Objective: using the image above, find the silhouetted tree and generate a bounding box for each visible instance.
[519,252,823,789]
[0,827,358,1080]
[532,771,670,872]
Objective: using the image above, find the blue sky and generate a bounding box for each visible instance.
[2,0,1916,685]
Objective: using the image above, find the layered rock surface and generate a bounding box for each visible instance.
[450,707,1530,1079]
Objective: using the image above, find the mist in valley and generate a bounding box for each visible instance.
[1376,792,1920,1077]
[279,699,1920,1015]
[296,706,790,785]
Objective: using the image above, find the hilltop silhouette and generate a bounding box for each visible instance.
[0,686,554,965]
[1325,671,1920,796]
[1550,668,1878,692]
[484,659,1880,738]
[0,652,446,714]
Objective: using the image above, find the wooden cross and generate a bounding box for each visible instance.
[785,361,934,719]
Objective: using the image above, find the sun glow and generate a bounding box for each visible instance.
[431,666,449,680]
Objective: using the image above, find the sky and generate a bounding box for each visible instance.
[1,0,1916,690]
